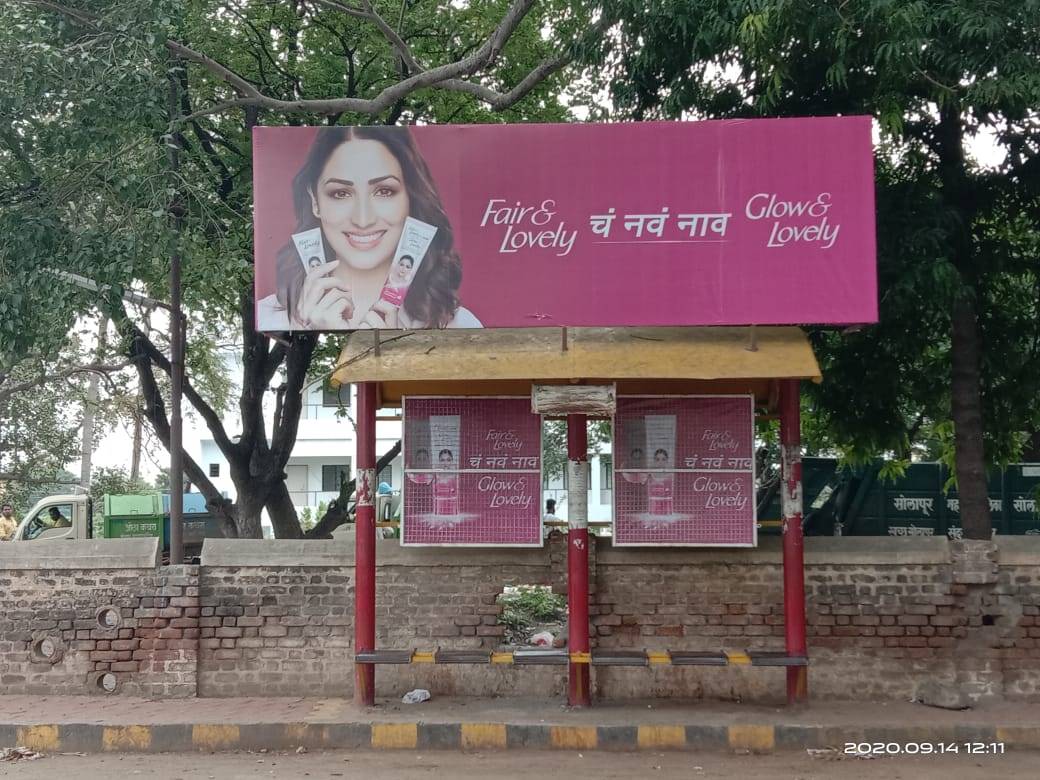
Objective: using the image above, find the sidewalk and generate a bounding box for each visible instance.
[1,695,1038,753]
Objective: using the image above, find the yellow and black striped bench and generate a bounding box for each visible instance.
[355,649,808,667]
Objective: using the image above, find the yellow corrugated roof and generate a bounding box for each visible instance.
[330,326,821,407]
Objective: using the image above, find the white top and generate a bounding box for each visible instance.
[256,294,482,331]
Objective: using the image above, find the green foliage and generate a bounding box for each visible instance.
[589,0,1040,472]
[542,418,612,481]
[298,500,329,533]
[0,358,86,514]
[2,0,587,538]
[89,466,152,507]
[497,585,566,643]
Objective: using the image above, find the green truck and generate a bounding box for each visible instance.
[12,492,225,559]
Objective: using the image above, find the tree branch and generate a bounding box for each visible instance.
[172,0,543,120]
[19,0,570,121]
[124,323,237,536]
[269,334,316,465]
[0,361,130,405]
[311,0,422,74]
[123,317,239,459]
[305,439,402,538]
[14,0,99,29]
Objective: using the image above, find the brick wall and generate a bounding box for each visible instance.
[0,560,197,697]
[1,536,1038,703]
[592,538,1040,702]
[197,566,352,696]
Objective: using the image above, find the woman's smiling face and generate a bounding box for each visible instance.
[311,139,410,271]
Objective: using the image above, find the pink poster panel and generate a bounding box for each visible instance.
[613,396,756,546]
[402,397,542,546]
[253,117,876,332]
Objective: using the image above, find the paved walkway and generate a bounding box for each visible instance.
[1,696,1038,753]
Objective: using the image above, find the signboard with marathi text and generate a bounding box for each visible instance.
[253,117,876,332]
[402,397,542,546]
[613,396,756,546]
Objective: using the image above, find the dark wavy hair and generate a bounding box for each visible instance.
[275,127,461,327]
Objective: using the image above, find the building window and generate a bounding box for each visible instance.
[322,383,351,407]
[322,464,350,492]
[600,456,613,491]
[209,463,220,478]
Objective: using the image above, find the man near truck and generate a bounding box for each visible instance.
[47,506,71,528]
[0,504,16,541]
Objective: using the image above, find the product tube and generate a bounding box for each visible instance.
[292,228,326,271]
[378,217,438,308]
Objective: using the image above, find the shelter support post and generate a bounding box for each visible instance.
[355,382,378,706]
[780,378,808,704]
[566,414,591,707]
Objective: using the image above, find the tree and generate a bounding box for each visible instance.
[3,0,597,538]
[88,466,152,507]
[591,0,1040,538]
[541,418,611,482]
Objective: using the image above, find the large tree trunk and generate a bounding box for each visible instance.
[230,479,268,539]
[951,293,991,539]
[935,103,990,541]
[265,480,304,539]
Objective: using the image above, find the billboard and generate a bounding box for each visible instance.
[613,396,756,546]
[402,397,542,546]
[253,118,876,331]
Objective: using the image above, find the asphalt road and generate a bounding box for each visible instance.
[0,749,1033,779]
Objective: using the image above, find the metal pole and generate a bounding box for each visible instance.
[780,379,808,703]
[167,75,184,566]
[566,414,591,707]
[355,382,378,705]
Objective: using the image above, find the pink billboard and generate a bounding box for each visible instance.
[252,118,876,331]
[402,397,542,546]
[614,396,756,546]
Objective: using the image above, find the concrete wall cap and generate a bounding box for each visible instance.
[0,537,160,569]
[596,535,952,566]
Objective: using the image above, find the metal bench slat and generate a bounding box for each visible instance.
[669,651,728,666]
[592,650,648,666]
[749,652,809,667]
[356,649,414,664]
[435,649,492,664]
[513,649,569,665]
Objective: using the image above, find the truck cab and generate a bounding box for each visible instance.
[14,494,91,542]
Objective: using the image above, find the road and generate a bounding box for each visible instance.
[0,749,1033,779]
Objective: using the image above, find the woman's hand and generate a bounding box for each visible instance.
[298,260,354,328]
[360,300,399,329]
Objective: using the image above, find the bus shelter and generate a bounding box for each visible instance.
[331,325,822,707]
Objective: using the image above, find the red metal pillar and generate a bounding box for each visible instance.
[354,382,377,706]
[780,378,808,704]
[566,414,591,707]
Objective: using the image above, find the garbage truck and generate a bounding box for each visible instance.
[11,492,225,560]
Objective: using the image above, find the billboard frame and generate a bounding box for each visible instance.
[400,395,544,548]
[611,394,758,548]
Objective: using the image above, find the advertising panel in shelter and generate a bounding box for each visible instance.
[614,396,756,546]
[402,397,542,546]
[253,117,877,331]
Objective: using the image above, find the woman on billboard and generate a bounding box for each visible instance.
[258,127,482,330]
